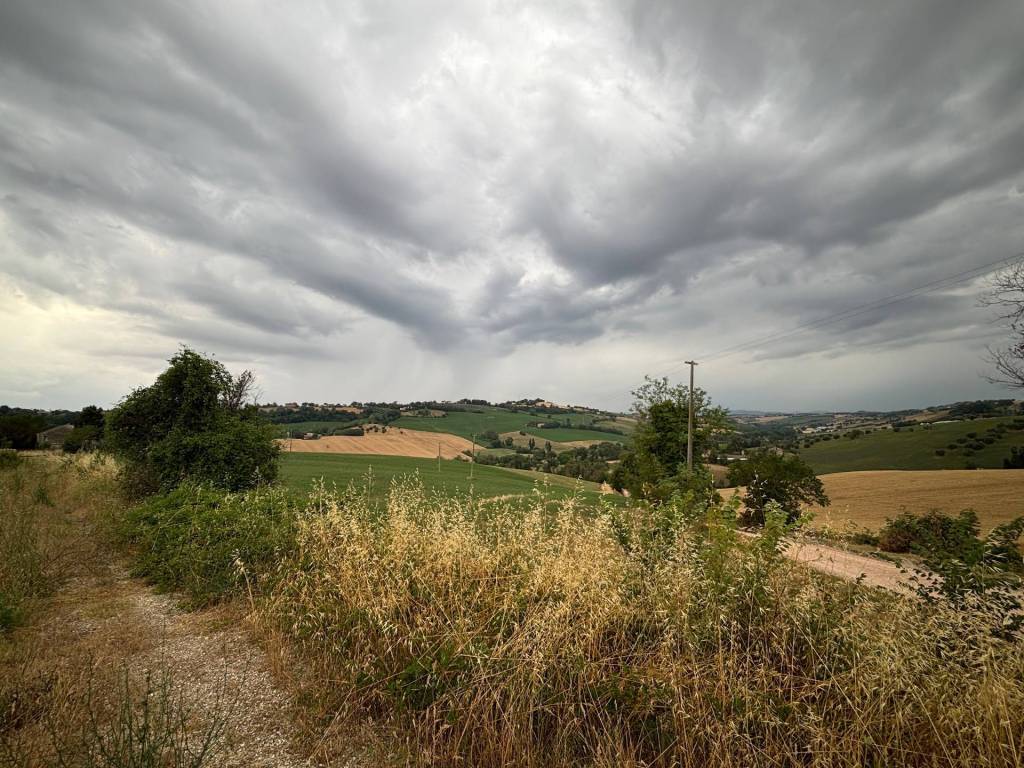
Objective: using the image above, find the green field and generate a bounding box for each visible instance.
[394,406,628,445]
[280,453,617,504]
[797,417,1024,473]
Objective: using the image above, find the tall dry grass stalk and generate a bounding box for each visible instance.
[0,455,118,631]
[259,477,1024,767]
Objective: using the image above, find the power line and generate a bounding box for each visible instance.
[660,251,1024,376]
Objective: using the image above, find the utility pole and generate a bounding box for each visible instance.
[470,434,476,480]
[437,441,441,472]
[685,360,698,472]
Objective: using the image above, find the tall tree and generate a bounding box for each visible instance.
[727,450,828,526]
[612,375,730,502]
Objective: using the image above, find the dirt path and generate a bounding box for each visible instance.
[52,561,318,767]
[780,538,912,593]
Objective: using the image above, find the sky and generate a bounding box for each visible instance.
[2,0,1024,413]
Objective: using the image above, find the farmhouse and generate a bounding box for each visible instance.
[36,423,75,448]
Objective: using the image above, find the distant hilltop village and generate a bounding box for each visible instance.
[257,397,598,415]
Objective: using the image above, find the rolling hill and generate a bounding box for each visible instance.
[797,417,1024,473]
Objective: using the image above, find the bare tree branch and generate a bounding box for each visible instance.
[221,369,257,411]
[982,262,1024,390]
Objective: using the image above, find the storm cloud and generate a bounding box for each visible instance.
[2,0,1023,410]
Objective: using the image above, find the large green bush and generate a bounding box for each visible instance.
[878,510,983,559]
[879,509,1023,572]
[117,483,298,606]
[106,348,279,495]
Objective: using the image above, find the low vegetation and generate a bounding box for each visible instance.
[104,470,1024,767]
[117,483,299,606]
[6,355,1023,767]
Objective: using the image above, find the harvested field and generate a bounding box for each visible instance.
[805,469,1024,533]
[279,427,474,459]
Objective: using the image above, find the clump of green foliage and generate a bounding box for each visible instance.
[0,411,45,450]
[611,375,728,502]
[879,509,979,556]
[0,449,20,470]
[727,449,829,525]
[1004,446,1024,468]
[105,348,279,496]
[878,509,1024,632]
[62,405,105,454]
[878,509,1023,569]
[117,482,298,606]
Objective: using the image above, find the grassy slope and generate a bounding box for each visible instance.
[394,406,629,445]
[798,417,1024,473]
[280,452,614,503]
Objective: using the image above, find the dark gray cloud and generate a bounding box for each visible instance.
[2,0,1023,409]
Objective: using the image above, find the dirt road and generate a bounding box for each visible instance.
[781,539,912,593]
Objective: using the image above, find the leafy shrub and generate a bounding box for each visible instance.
[0,449,19,469]
[878,510,983,559]
[0,412,45,449]
[106,348,279,495]
[62,424,101,454]
[849,530,879,546]
[1004,446,1024,468]
[117,483,298,606]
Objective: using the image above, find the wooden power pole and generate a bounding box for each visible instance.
[685,360,698,472]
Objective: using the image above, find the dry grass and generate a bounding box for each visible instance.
[279,429,474,459]
[805,469,1024,534]
[11,457,1024,767]
[257,478,1024,768]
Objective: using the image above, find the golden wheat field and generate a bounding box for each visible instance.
[805,469,1024,533]
[278,427,474,459]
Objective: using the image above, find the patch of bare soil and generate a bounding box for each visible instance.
[280,428,473,459]
[780,539,911,594]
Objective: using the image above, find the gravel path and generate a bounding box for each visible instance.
[61,563,319,768]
